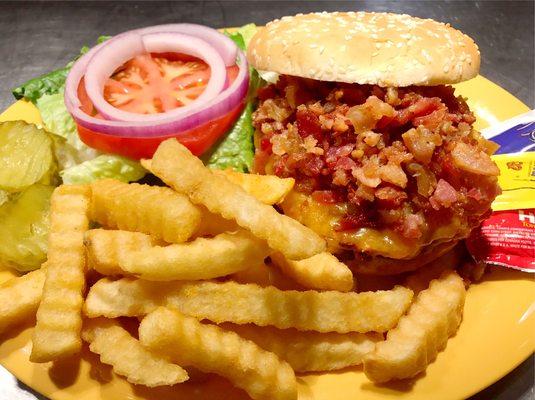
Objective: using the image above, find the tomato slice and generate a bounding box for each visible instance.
[75,52,243,159]
[104,53,211,114]
[77,101,244,160]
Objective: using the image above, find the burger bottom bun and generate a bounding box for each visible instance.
[345,240,458,276]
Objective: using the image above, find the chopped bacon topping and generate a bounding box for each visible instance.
[430,179,459,210]
[252,76,500,238]
[451,142,501,176]
[401,213,425,239]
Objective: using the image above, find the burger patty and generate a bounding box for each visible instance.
[252,75,501,256]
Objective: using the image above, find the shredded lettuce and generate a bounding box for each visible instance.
[205,24,263,172]
[60,154,146,185]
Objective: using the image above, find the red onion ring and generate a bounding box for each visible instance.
[64,25,249,138]
[84,32,227,122]
[65,23,236,110]
[135,24,237,67]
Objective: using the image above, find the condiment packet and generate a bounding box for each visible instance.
[466,110,535,272]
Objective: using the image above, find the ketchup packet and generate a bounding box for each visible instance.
[467,209,535,272]
[466,110,535,271]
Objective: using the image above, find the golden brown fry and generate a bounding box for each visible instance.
[271,252,354,292]
[142,159,294,205]
[82,318,188,387]
[85,229,157,276]
[90,179,201,243]
[84,278,413,333]
[231,262,303,290]
[120,230,270,281]
[212,169,294,205]
[31,185,91,362]
[405,246,462,293]
[151,139,325,260]
[194,210,240,237]
[0,268,45,334]
[220,323,382,372]
[139,158,153,171]
[85,229,268,280]
[140,307,297,400]
[364,271,466,383]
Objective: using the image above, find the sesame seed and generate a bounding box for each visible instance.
[396,42,403,48]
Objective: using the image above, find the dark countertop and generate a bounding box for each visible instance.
[0,1,533,400]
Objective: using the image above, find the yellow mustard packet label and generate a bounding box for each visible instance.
[491,152,535,211]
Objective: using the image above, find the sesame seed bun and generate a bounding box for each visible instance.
[247,11,480,87]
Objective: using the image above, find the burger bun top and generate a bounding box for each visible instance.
[247,12,480,87]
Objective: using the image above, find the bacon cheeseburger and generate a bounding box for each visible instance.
[247,12,501,275]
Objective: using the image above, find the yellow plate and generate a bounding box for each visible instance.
[0,75,533,400]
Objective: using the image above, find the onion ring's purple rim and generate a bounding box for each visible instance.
[65,23,236,111]
[135,23,237,67]
[65,50,248,137]
[84,31,227,122]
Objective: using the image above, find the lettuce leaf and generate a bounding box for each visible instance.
[36,88,99,170]
[12,36,110,103]
[204,24,263,172]
[12,67,71,104]
[60,154,146,185]
[36,86,145,183]
[12,46,88,103]
[204,102,255,172]
[225,23,257,51]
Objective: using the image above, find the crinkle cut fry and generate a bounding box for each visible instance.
[0,268,45,334]
[405,246,462,294]
[139,307,297,400]
[212,169,295,205]
[85,229,157,276]
[220,323,382,372]
[85,229,268,280]
[364,271,466,383]
[82,318,188,387]
[150,139,325,260]
[84,278,413,333]
[119,230,270,281]
[231,262,304,290]
[271,252,354,292]
[90,179,202,243]
[31,185,91,362]
[142,158,295,206]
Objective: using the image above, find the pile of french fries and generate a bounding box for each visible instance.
[0,138,468,400]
